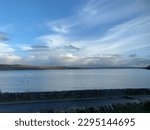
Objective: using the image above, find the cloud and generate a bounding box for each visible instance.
[61,53,79,62]
[80,0,150,29]
[129,54,138,57]
[77,54,126,67]
[21,45,50,52]
[37,34,68,47]
[1,0,150,67]
[46,0,149,36]
[64,45,80,51]
[20,44,52,61]
[0,55,21,64]
[126,57,150,67]
[47,21,72,34]
[99,16,150,42]
[0,43,14,54]
[0,42,21,64]
[0,32,9,41]
[78,15,150,56]
[41,0,150,57]
[34,13,150,67]
[46,15,80,34]
[7,43,150,67]
[21,46,33,51]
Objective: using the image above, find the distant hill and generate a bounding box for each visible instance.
[0,64,79,70]
[0,64,143,70]
[145,65,150,70]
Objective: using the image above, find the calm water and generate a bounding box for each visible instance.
[0,69,150,92]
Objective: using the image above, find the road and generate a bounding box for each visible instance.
[0,95,149,113]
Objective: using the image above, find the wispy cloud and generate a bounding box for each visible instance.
[37,34,68,47]
[0,24,14,33]
[39,15,150,56]
[1,0,150,66]
[78,0,147,24]
[46,0,149,35]
[47,20,76,34]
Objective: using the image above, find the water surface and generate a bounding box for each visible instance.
[0,69,149,92]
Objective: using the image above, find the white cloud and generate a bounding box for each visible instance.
[40,0,150,58]
[0,43,22,64]
[99,16,150,42]
[0,53,22,64]
[21,46,33,51]
[0,43,14,54]
[79,0,149,25]
[61,53,79,63]
[47,21,70,34]
[1,0,150,67]
[0,55,21,64]
[68,15,150,56]
[37,34,69,47]
[46,0,149,34]
[34,14,150,67]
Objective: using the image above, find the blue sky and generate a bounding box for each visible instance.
[0,0,150,67]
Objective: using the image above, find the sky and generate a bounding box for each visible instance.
[0,0,150,67]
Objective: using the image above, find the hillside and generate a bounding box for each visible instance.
[145,65,150,70]
[0,64,143,70]
[0,64,79,70]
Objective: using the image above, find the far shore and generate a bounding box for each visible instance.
[0,64,148,71]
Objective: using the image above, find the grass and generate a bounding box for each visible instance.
[41,101,150,113]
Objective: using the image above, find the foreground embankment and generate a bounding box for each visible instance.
[0,89,150,113]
